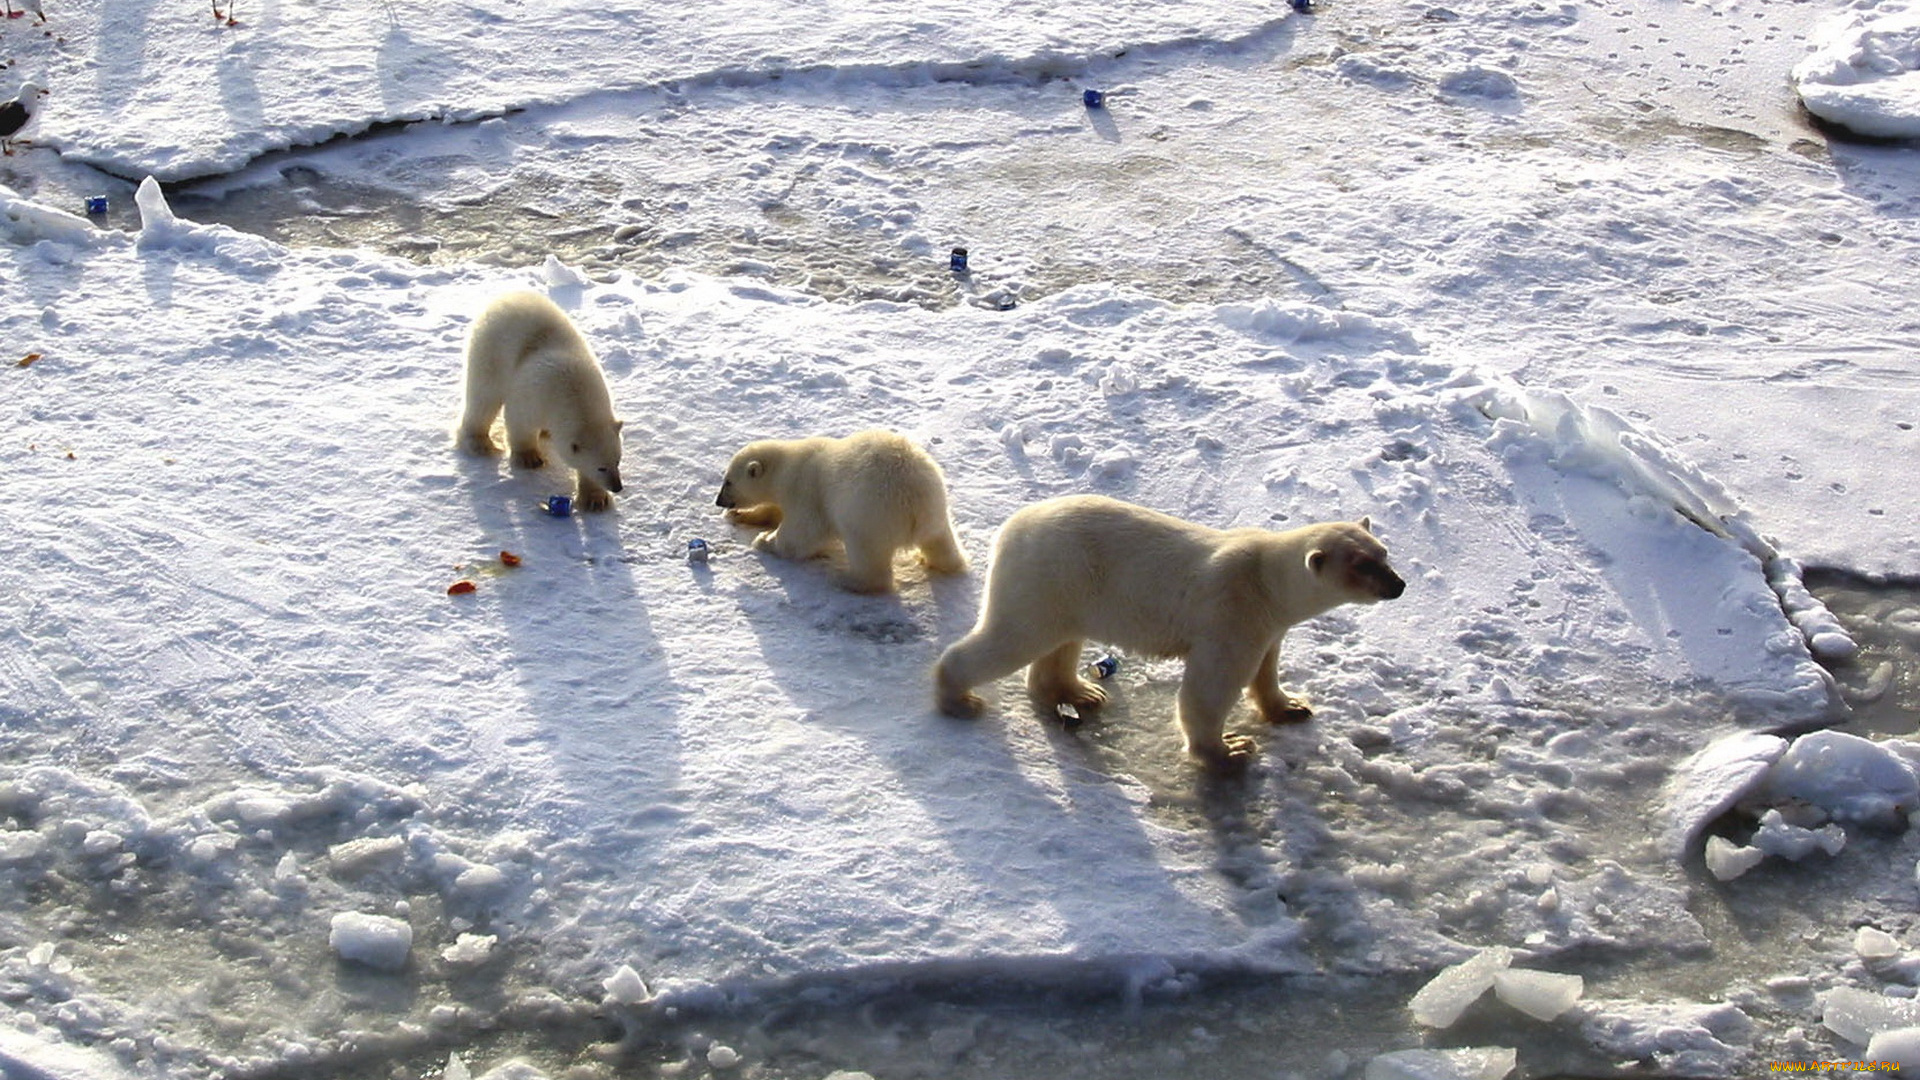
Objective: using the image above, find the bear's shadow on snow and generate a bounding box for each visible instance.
[729,542,1239,948]
[455,448,684,816]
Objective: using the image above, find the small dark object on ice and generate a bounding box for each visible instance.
[545,495,573,517]
[1291,0,1315,12]
[1055,703,1083,729]
[949,247,968,273]
[687,538,711,564]
[1083,88,1105,108]
[85,196,107,215]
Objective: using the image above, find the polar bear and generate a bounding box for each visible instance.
[458,290,626,511]
[934,495,1405,773]
[714,430,968,593]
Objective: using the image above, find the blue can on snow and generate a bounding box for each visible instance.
[545,495,573,517]
[1290,0,1313,12]
[84,196,108,215]
[1088,653,1118,679]
[687,538,711,563]
[949,247,969,273]
[1083,88,1105,109]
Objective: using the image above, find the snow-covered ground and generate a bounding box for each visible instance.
[5,1,1920,1077]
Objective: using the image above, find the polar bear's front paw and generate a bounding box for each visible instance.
[938,689,987,719]
[459,429,502,456]
[1194,734,1257,775]
[575,487,615,512]
[1053,679,1108,711]
[725,504,783,529]
[513,447,546,470]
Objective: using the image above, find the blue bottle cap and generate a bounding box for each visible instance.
[545,495,573,517]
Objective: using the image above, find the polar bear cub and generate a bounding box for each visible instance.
[459,290,626,511]
[934,495,1405,772]
[714,430,968,593]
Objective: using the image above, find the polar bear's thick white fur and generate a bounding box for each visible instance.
[934,495,1405,772]
[458,290,626,511]
[714,430,968,593]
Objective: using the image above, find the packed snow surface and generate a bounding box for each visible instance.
[5,0,1920,1076]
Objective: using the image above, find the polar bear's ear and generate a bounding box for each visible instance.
[1306,549,1327,575]
[745,460,765,479]
[1357,516,1373,533]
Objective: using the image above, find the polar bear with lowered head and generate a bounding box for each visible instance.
[714,430,968,593]
[458,290,626,511]
[934,495,1405,773]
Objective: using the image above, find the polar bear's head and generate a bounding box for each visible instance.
[1304,517,1405,603]
[558,418,625,494]
[714,441,780,509]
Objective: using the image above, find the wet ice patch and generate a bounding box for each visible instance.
[1794,6,1920,139]
[1438,67,1520,101]
[1579,999,1754,1073]
[1363,1046,1516,1080]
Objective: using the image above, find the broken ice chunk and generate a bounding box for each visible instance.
[440,932,497,967]
[1703,835,1767,881]
[1752,809,1845,861]
[1823,986,1920,1046]
[1857,927,1904,961]
[1492,969,1584,1021]
[1866,1028,1920,1072]
[1765,729,1919,828]
[328,912,412,971]
[602,963,653,1005]
[1409,946,1513,1028]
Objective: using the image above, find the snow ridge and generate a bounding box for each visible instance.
[1463,378,1857,667]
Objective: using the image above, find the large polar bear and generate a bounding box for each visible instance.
[934,495,1405,772]
[458,291,626,511]
[714,430,968,593]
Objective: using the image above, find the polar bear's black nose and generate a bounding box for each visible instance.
[1381,573,1406,600]
[715,483,734,509]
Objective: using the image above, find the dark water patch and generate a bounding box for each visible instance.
[1803,568,1920,738]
